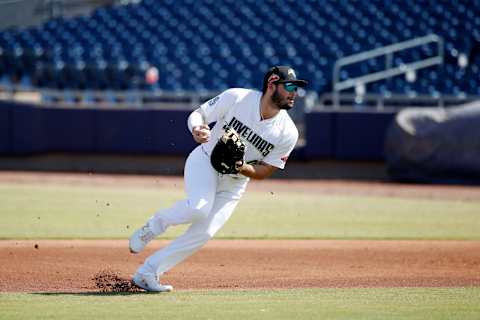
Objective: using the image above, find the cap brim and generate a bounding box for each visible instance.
[278,79,308,87]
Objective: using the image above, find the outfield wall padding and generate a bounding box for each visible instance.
[0,102,12,153]
[0,101,196,155]
[11,104,46,153]
[304,111,335,158]
[303,110,396,160]
[40,107,95,152]
[94,109,155,153]
[333,111,396,160]
[150,110,197,154]
[0,101,396,161]
[94,109,196,154]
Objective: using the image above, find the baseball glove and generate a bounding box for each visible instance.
[210,127,246,174]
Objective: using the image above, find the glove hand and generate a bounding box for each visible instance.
[210,127,246,174]
[234,160,245,173]
[192,125,210,144]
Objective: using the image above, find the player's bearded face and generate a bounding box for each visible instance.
[271,86,294,110]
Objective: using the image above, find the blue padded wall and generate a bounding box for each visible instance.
[304,111,335,158]
[42,108,95,152]
[3,102,399,160]
[334,111,396,160]
[6,103,196,155]
[11,104,95,153]
[94,109,155,153]
[150,110,196,154]
[12,103,46,153]
[93,109,194,154]
[0,102,12,153]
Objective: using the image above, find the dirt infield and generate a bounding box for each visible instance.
[0,240,479,292]
[1,171,479,292]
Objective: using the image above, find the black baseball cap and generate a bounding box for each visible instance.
[263,66,308,88]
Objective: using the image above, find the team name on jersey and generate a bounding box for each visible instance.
[224,117,275,157]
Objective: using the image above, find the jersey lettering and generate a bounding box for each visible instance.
[224,117,275,157]
[208,95,220,106]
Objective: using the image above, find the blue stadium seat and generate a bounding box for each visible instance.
[0,0,479,96]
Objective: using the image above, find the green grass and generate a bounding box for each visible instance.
[1,182,479,239]
[1,288,479,320]
[1,180,479,319]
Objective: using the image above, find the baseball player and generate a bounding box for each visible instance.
[129,66,308,292]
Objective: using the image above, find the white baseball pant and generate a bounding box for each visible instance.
[137,145,248,276]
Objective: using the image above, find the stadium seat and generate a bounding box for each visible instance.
[0,0,479,97]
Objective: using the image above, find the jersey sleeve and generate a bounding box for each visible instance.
[199,89,238,124]
[262,128,299,169]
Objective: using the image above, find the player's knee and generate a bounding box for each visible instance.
[187,202,212,220]
[192,208,209,220]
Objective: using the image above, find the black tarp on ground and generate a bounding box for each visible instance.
[385,101,480,184]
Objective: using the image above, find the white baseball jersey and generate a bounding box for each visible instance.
[199,88,299,170]
[134,88,299,280]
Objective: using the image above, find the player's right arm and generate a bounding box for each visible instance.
[188,109,210,144]
[187,89,238,144]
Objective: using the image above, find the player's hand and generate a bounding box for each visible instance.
[192,125,211,144]
[235,160,245,173]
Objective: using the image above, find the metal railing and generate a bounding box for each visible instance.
[313,92,478,112]
[0,84,217,110]
[332,34,444,108]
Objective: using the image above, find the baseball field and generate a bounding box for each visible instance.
[0,171,479,319]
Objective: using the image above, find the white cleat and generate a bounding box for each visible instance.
[129,223,156,254]
[132,272,173,293]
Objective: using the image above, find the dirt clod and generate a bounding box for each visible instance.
[93,269,142,293]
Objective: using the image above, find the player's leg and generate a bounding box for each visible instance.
[150,145,219,231]
[139,192,243,277]
[138,175,248,276]
[129,145,217,253]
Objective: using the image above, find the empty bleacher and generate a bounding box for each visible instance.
[0,0,479,97]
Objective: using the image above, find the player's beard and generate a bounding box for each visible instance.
[271,87,292,110]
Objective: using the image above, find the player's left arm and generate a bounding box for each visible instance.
[238,161,277,180]
[241,127,298,179]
